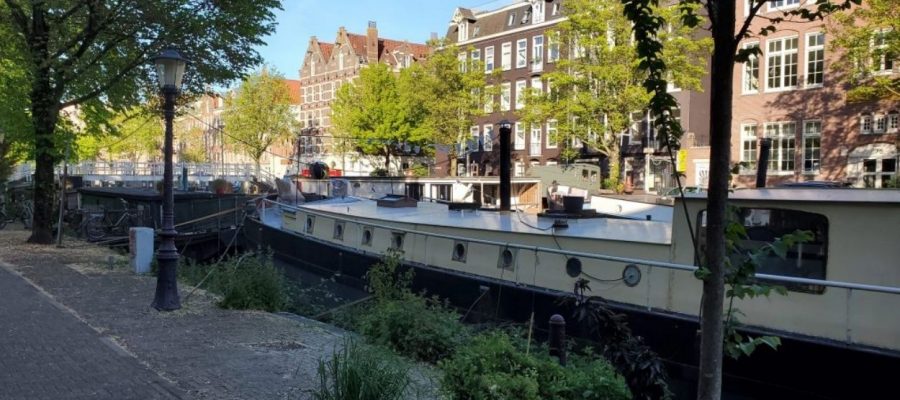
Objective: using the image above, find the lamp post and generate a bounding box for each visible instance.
[151,49,188,311]
[498,120,512,212]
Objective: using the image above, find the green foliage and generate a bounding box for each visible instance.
[408,163,430,177]
[179,252,289,312]
[222,68,298,174]
[313,339,411,400]
[828,0,898,101]
[74,107,163,162]
[332,63,431,171]
[359,249,469,363]
[439,331,631,400]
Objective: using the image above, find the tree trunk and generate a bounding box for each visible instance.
[385,149,391,175]
[697,2,736,399]
[27,5,62,244]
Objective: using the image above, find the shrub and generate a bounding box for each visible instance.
[179,252,289,312]
[439,331,631,400]
[313,339,410,400]
[359,248,470,363]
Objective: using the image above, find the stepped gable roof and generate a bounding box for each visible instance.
[345,33,429,63]
[318,42,334,60]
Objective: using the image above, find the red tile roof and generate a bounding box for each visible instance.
[318,42,334,60]
[283,79,301,105]
[345,33,430,63]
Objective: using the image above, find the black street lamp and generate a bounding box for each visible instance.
[497,120,512,212]
[151,49,188,311]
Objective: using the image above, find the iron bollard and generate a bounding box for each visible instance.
[549,314,567,366]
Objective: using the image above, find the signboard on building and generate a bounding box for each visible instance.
[676,150,688,172]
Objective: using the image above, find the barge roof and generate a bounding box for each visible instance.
[297,197,672,245]
[681,188,900,204]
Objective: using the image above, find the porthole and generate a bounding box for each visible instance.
[497,247,516,270]
[565,257,582,277]
[305,215,315,233]
[391,232,405,250]
[333,222,344,240]
[362,227,373,246]
[452,241,467,262]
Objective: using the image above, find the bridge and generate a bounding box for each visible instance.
[10,162,276,187]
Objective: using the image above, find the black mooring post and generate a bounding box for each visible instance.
[549,314,567,366]
[498,120,512,212]
[756,138,773,188]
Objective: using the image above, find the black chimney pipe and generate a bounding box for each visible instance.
[756,137,772,188]
[498,120,512,212]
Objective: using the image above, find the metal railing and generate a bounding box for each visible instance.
[263,198,900,296]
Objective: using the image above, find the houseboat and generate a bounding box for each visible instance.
[244,187,900,398]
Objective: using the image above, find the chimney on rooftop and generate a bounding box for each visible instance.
[366,21,378,64]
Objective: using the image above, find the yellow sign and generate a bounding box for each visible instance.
[676,149,688,172]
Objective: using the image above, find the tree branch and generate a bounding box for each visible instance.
[4,0,31,39]
[734,0,768,50]
[60,45,154,108]
[59,28,141,86]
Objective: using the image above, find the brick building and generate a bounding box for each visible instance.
[730,1,898,188]
[296,22,429,176]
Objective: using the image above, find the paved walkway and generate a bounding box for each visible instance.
[0,229,350,400]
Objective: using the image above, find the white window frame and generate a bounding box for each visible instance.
[873,29,894,74]
[805,32,825,88]
[515,79,527,110]
[802,120,822,173]
[484,85,494,113]
[861,114,873,134]
[765,36,799,92]
[469,126,480,152]
[514,122,526,150]
[552,2,560,16]
[740,124,758,174]
[458,21,468,42]
[548,33,559,63]
[516,39,528,68]
[768,0,799,12]
[532,35,544,72]
[501,42,512,71]
[742,42,760,94]
[514,161,525,177]
[483,125,494,152]
[485,46,495,72]
[888,112,899,133]
[530,77,543,95]
[458,52,467,73]
[529,124,542,156]
[471,49,481,66]
[500,82,511,111]
[764,121,797,174]
[874,113,887,134]
[546,119,558,148]
[533,0,545,24]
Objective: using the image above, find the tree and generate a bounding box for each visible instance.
[0,12,29,184]
[75,107,163,162]
[415,39,490,177]
[332,63,430,173]
[0,0,280,244]
[619,1,859,398]
[829,0,899,101]
[522,0,710,190]
[221,68,296,177]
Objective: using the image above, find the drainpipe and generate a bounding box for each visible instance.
[499,120,512,212]
[756,138,772,188]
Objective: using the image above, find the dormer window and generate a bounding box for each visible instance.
[521,9,531,24]
[552,2,560,16]
[532,1,545,23]
[508,12,516,26]
[458,21,468,41]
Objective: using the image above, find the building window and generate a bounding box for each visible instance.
[873,29,894,74]
[768,0,800,11]
[765,122,796,172]
[530,124,542,156]
[483,125,494,151]
[514,122,525,150]
[533,35,544,71]
[471,49,481,67]
[501,42,512,71]
[860,114,873,134]
[806,33,825,87]
[516,39,528,68]
[469,126,480,152]
[741,124,758,173]
[485,46,495,72]
[458,52,467,72]
[743,42,760,93]
[515,79,527,110]
[338,52,344,70]
[552,2,560,16]
[888,112,899,133]
[514,161,525,177]
[484,85,494,113]
[500,82,511,111]
[508,12,516,26]
[530,77,543,95]
[547,120,558,148]
[803,120,821,173]
[548,33,560,63]
[862,158,898,188]
[766,37,798,91]
[533,1,545,24]
[458,21,468,41]
[874,114,887,133]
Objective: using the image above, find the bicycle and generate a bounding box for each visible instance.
[82,199,144,242]
[0,200,33,230]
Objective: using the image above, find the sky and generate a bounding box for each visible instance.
[254,0,518,79]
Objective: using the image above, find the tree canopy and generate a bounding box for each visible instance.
[0,0,281,243]
[331,62,430,173]
[221,68,297,176]
[829,0,899,101]
[75,107,163,162]
[522,0,710,188]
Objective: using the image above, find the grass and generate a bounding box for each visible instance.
[313,339,411,400]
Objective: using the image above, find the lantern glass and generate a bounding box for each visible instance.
[154,49,188,90]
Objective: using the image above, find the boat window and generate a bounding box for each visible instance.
[305,215,315,234]
[453,241,467,263]
[696,208,828,294]
[362,227,373,246]
[333,222,344,240]
[498,248,516,270]
[391,232,405,250]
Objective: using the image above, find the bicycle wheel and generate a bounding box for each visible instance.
[83,216,106,242]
